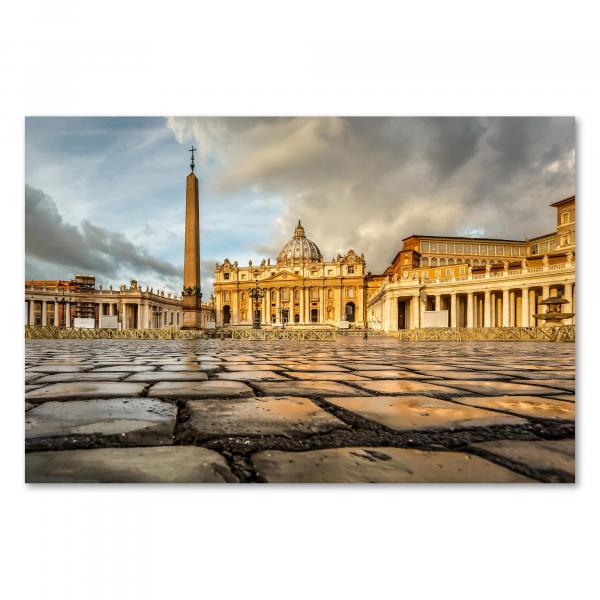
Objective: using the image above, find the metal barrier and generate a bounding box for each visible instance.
[230,327,336,340]
[25,326,204,339]
[389,325,575,342]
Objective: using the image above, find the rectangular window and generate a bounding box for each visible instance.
[562,235,568,245]
[549,239,557,250]
[455,244,463,254]
[562,212,569,224]
[223,273,230,280]
[531,244,538,255]
[446,243,454,253]
[438,242,446,253]
[479,244,488,254]
[539,242,548,253]
[327,270,333,275]
[240,274,246,279]
[495,245,503,255]
[421,241,430,252]
[430,242,438,252]
[347,266,355,274]
[446,268,452,276]
[519,246,525,256]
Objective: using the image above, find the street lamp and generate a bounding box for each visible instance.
[152,305,163,329]
[54,289,72,328]
[248,279,266,329]
[278,307,288,328]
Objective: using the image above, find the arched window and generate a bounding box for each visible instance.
[440,258,446,266]
[472,259,479,266]
[481,259,487,266]
[448,258,454,265]
[421,257,429,267]
[431,257,438,267]
[345,302,356,322]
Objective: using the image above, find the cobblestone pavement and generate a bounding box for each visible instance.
[25,338,575,483]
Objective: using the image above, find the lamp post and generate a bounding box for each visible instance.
[152,305,163,329]
[54,289,72,328]
[278,307,288,328]
[249,279,266,329]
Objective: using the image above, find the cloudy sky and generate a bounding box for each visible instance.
[25,117,575,294]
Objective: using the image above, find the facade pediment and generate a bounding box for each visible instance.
[262,270,303,283]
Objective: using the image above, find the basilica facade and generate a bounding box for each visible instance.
[213,221,368,327]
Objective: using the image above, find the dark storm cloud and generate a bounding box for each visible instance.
[168,116,575,273]
[25,185,181,281]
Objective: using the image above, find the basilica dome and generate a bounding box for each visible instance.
[277,220,323,263]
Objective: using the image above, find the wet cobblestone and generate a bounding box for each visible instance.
[24,338,575,483]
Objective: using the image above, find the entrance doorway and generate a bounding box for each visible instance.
[223,305,231,325]
[310,308,319,323]
[345,302,355,322]
[397,300,407,329]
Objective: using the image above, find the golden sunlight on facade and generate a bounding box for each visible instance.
[213,221,367,327]
[367,196,575,330]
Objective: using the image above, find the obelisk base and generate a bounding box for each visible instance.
[182,296,203,330]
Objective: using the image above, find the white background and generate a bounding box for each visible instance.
[1,2,598,599]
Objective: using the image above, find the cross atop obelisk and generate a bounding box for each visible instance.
[181,146,203,329]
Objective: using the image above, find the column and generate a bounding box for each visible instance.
[521,287,530,327]
[53,302,59,326]
[275,288,280,323]
[299,285,305,324]
[248,294,253,325]
[502,289,510,327]
[410,295,418,329]
[65,302,71,328]
[434,294,441,311]
[450,293,457,328]
[484,290,491,328]
[542,285,550,324]
[41,300,47,325]
[318,287,324,323]
[29,300,35,326]
[563,282,573,325]
[466,293,474,328]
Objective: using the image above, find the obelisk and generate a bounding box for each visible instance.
[182,146,203,329]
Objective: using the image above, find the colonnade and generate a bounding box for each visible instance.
[375,280,575,331]
[219,285,363,326]
[25,298,185,330]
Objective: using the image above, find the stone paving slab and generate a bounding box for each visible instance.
[148,380,253,399]
[28,365,88,373]
[452,395,575,421]
[550,394,575,403]
[435,380,563,396]
[92,365,156,372]
[33,372,129,383]
[352,370,437,379]
[511,379,576,393]
[282,371,369,381]
[352,379,463,395]
[185,396,349,439]
[216,370,288,381]
[415,371,507,381]
[470,439,575,477]
[26,398,176,445]
[327,396,525,431]
[124,371,209,382]
[251,447,534,483]
[159,364,206,372]
[253,381,368,397]
[26,381,147,402]
[26,447,238,483]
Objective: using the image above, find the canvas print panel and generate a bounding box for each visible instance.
[25,117,575,483]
